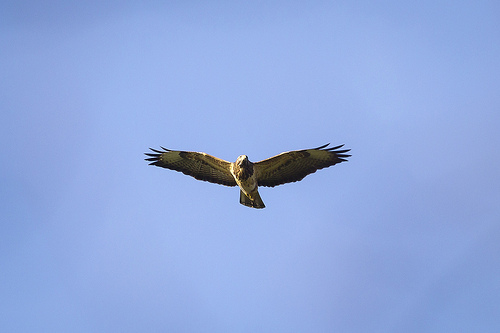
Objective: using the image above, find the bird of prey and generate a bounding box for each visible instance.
[145,143,350,209]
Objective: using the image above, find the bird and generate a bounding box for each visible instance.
[145,143,350,209]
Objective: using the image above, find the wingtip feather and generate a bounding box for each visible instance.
[314,143,330,150]
[325,144,344,151]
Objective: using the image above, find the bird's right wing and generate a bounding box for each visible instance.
[145,147,237,186]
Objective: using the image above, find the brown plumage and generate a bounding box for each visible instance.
[145,143,350,208]
[145,149,236,186]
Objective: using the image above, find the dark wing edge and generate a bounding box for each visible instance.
[145,147,237,187]
[311,143,351,162]
[255,143,351,187]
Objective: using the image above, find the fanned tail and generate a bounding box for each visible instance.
[239,190,265,209]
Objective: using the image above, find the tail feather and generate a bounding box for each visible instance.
[239,190,265,209]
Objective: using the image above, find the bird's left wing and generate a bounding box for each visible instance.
[145,147,237,186]
[254,143,351,187]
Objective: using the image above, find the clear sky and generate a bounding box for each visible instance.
[1,1,500,332]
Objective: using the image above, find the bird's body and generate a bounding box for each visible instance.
[145,143,350,208]
[230,155,265,208]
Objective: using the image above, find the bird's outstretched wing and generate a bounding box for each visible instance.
[145,147,237,186]
[254,143,351,187]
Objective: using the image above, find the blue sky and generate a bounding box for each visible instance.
[1,1,500,332]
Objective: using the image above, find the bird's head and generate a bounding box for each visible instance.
[236,155,249,167]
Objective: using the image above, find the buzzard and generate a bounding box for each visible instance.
[145,143,350,209]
